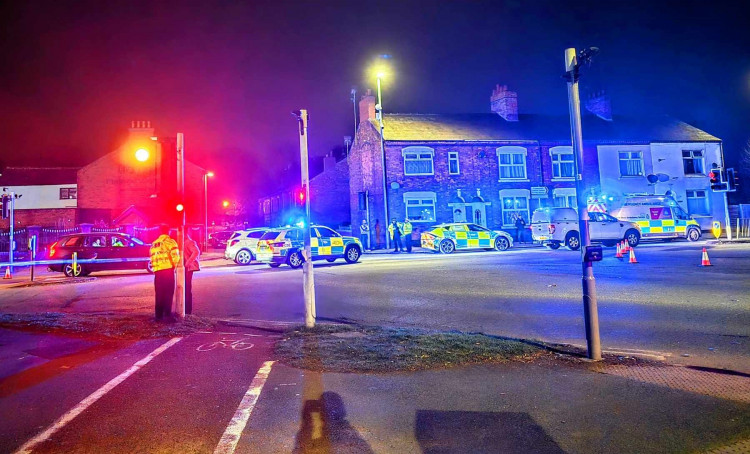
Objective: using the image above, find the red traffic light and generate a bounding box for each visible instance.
[296,186,307,204]
[176,203,184,212]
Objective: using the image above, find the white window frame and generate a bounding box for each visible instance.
[448,151,460,175]
[59,187,77,200]
[685,189,709,216]
[402,147,435,176]
[498,189,530,227]
[682,149,705,176]
[496,146,528,181]
[618,151,644,177]
[552,187,577,208]
[550,146,575,181]
[402,191,437,223]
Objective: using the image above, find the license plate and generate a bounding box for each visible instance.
[536,236,549,240]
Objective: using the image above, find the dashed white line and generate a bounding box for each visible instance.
[214,361,275,454]
[13,337,182,454]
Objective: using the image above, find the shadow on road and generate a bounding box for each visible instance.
[293,391,375,454]
[415,410,566,454]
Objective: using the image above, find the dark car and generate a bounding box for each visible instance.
[208,230,233,248]
[48,233,152,277]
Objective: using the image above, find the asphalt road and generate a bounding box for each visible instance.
[1,241,749,372]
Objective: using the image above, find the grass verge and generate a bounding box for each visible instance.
[274,323,542,373]
[0,312,217,340]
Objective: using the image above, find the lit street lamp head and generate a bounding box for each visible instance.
[207,171,215,177]
[135,148,150,162]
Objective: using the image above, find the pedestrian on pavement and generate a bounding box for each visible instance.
[402,218,413,253]
[514,213,527,243]
[374,220,382,249]
[184,231,201,315]
[359,219,370,251]
[149,225,180,322]
[388,218,402,253]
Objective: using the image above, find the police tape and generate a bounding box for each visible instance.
[0,257,150,268]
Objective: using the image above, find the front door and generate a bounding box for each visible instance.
[471,203,487,227]
[452,204,467,223]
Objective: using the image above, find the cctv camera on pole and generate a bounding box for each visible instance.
[293,109,316,328]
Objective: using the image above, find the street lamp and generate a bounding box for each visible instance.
[203,171,214,251]
[370,57,392,249]
[135,148,150,162]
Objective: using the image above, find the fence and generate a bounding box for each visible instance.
[736,219,750,239]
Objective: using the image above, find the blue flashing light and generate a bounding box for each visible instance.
[295,220,305,229]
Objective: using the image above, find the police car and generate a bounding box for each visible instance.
[224,228,269,265]
[255,225,363,268]
[420,223,513,254]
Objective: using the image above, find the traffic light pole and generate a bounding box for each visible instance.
[565,47,601,361]
[175,133,187,319]
[295,109,316,328]
[9,192,14,272]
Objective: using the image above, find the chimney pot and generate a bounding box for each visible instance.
[490,84,519,122]
[585,90,613,121]
[358,90,377,126]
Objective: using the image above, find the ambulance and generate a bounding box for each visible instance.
[609,195,702,242]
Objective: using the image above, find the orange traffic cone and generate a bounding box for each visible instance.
[615,242,623,259]
[628,247,638,264]
[3,267,11,279]
[622,240,630,254]
[700,247,712,266]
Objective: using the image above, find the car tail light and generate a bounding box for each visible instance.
[548,224,556,234]
[229,239,239,247]
[49,241,58,257]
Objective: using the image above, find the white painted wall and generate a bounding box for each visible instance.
[3,185,78,209]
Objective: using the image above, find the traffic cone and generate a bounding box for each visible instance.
[628,247,638,264]
[621,240,630,254]
[700,247,712,266]
[3,267,11,279]
[615,242,623,259]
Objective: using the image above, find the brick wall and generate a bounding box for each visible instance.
[0,208,77,229]
[310,158,350,227]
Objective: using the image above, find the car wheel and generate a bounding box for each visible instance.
[63,263,83,277]
[235,249,253,265]
[625,229,640,247]
[565,232,580,250]
[439,240,456,254]
[287,251,304,269]
[494,236,510,251]
[547,242,561,250]
[269,263,281,268]
[326,258,336,263]
[686,227,701,242]
[344,246,361,263]
[146,261,154,274]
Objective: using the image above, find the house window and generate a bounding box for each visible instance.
[448,152,460,175]
[403,192,436,222]
[496,147,527,180]
[553,188,577,208]
[618,151,643,177]
[60,188,77,200]
[402,147,434,176]
[686,190,709,216]
[682,150,705,175]
[499,189,530,227]
[550,147,575,179]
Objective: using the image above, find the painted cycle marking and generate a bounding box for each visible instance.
[197,337,256,352]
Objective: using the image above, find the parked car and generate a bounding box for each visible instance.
[256,225,362,268]
[224,228,269,265]
[208,230,234,248]
[421,223,513,254]
[609,195,702,242]
[47,233,152,277]
[530,207,641,250]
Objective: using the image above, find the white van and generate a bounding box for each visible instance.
[609,196,701,242]
[531,207,641,250]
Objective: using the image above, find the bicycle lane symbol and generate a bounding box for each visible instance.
[196,332,263,352]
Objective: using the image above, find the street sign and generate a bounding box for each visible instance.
[530,186,548,198]
[712,221,722,239]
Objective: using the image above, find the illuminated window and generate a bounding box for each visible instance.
[448,152,460,175]
[403,192,436,222]
[618,151,643,177]
[686,190,709,215]
[550,147,575,179]
[682,150,705,175]
[496,147,527,180]
[60,188,77,200]
[499,189,530,226]
[402,147,434,176]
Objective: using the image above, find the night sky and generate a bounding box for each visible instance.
[1,0,748,202]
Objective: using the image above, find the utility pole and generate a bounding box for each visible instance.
[9,192,14,272]
[564,47,601,361]
[294,109,316,328]
[376,77,390,249]
[175,133,187,319]
[351,88,358,139]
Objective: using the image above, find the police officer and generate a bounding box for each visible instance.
[149,225,181,321]
[388,218,402,253]
[402,218,413,253]
[359,219,369,251]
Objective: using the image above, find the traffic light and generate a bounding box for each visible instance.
[709,167,726,191]
[176,203,184,212]
[296,186,307,206]
[1,195,9,219]
[726,168,739,192]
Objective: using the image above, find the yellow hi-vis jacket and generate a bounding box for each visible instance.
[150,234,181,272]
[402,222,413,235]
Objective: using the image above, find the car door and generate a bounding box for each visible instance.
[587,212,608,240]
[312,227,335,257]
[466,224,492,248]
[449,224,469,249]
[83,234,109,271]
[111,234,141,269]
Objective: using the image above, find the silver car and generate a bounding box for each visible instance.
[224,228,268,265]
[531,207,641,250]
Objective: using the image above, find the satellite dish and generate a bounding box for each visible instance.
[646,174,658,184]
[657,173,670,182]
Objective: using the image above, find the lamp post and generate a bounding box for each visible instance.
[203,171,214,251]
[376,72,390,249]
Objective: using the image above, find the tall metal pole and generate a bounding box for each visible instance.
[565,48,601,360]
[175,133,187,319]
[203,173,209,251]
[351,88,358,139]
[9,192,14,272]
[296,110,316,328]
[376,77,390,249]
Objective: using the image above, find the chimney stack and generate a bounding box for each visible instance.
[359,89,376,125]
[490,85,518,122]
[585,90,613,121]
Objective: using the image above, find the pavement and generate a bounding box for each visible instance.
[0,326,747,454]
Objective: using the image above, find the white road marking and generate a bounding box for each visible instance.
[13,337,182,454]
[214,361,275,454]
